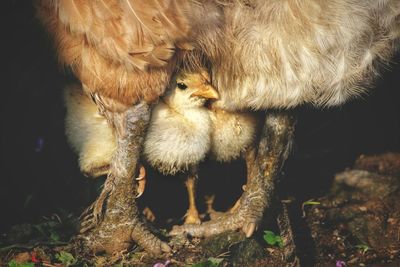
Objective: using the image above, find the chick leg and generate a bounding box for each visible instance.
[78,102,171,255]
[170,111,295,238]
[184,171,201,225]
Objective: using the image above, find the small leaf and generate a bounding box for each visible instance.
[302,200,321,217]
[191,257,222,267]
[263,230,284,248]
[303,201,321,206]
[355,244,369,254]
[264,231,276,245]
[8,261,35,267]
[275,236,284,248]
[56,251,77,266]
[208,257,223,265]
[50,231,60,241]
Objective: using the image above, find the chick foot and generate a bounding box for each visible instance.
[170,112,296,239]
[78,102,171,255]
[184,209,202,225]
[183,171,201,225]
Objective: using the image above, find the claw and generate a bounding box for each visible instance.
[135,166,146,198]
[243,222,256,238]
[136,165,146,180]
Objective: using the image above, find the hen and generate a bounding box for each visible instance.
[37,0,400,255]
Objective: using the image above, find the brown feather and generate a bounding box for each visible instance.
[57,0,93,33]
[36,0,194,106]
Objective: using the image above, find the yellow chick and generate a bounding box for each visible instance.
[143,72,218,176]
[64,84,116,177]
[143,71,218,224]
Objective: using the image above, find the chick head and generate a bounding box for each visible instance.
[164,71,219,109]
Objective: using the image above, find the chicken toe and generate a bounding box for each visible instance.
[135,165,146,198]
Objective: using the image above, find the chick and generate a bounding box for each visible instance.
[64,84,116,177]
[206,104,260,217]
[144,70,260,224]
[143,71,218,224]
[143,71,218,176]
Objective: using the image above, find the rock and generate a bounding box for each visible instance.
[305,153,400,266]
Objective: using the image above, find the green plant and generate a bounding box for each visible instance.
[55,251,77,266]
[263,230,284,248]
[191,257,223,267]
[302,201,321,206]
[355,244,369,255]
[7,261,35,267]
[301,200,321,217]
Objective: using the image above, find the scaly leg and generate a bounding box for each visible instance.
[184,170,201,225]
[170,111,296,238]
[78,102,171,255]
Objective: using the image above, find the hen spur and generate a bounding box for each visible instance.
[37,0,400,255]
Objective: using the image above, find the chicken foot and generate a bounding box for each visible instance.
[78,102,171,255]
[170,111,296,238]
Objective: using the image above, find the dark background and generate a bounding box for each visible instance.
[1,1,399,234]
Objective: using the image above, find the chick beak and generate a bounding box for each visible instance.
[190,85,219,100]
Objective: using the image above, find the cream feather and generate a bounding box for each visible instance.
[64,84,116,177]
[143,73,213,175]
[208,106,259,163]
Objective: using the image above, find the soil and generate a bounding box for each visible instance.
[1,153,399,266]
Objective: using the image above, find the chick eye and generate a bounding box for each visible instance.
[177,82,187,90]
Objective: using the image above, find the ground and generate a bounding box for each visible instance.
[1,153,399,266]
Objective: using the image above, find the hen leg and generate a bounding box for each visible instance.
[170,111,295,238]
[78,102,171,255]
[184,170,201,225]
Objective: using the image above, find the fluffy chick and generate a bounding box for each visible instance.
[143,72,218,175]
[143,71,218,224]
[64,84,116,177]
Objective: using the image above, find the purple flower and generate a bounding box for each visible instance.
[336,260,346,267]
[35,137,45,152]
[153,260,171,267]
